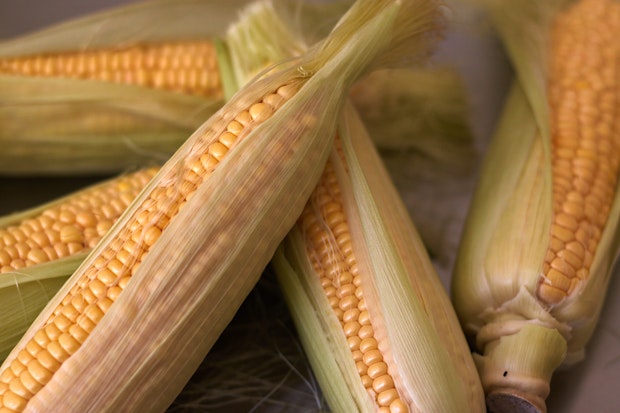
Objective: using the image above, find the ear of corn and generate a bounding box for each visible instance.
[0,168,157,362]
[0,0,443,411]
[451,0,620,411]
[0,0,245,175]
[273,100,485,413]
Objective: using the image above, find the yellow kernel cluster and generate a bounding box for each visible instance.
[538,0,620,305]
[0,40,222,98]
[299,160,408,413]
[0,81,301,412]
[0,168,157,274]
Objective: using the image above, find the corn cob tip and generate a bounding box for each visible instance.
[474,324,567,413]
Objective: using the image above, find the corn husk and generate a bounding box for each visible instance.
[0,1,445,411]
[273,100,484,413]
[451,0,620,411]
[351,67,477,271]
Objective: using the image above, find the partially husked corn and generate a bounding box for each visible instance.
[299,157,408,412]
[0,168,157,274]
[451,0,620,412]
[538,0,620,305]
[0,41,222,98]
[0,80,301,412]
[274,103,485,413]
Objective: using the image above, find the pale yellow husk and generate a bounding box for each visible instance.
[273,102,485,413]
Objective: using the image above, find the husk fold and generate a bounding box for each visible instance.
[1,1,443,411]
[273,101,484,413]
[451,0,620,411]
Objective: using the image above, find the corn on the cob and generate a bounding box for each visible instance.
[451,0,620,411]
[0,168,157,273]
[0,40,222,98]
[0,0,248,175]
[0,168,157,362]
[0,0,441,410]
[273,102,485,413]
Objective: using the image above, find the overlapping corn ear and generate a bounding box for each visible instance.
[0,168,157,362]
[451,0,620,411]
[0,0,445,411]
[0,0,350,175]
[272,99,485,412]
[0,0,249,175]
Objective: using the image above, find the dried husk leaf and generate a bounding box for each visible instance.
[274,102,484,413]
[2,1,438,411]
[451,0,620,411]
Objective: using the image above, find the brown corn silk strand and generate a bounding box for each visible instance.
[0,40,222,98]
[0,80,302,412]
[0,168,157,274]
[538,0,620,304]
[299,140,408,413]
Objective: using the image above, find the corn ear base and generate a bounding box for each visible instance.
[274,102,485,413]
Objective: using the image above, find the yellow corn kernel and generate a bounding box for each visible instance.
[537,0,620,304]
[0,40,222,98]
[0,168,157,274]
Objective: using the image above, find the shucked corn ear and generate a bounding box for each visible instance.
[0,168,157,362]
[0,0,444,410]
[273,101,485,412]
[451,0,620,411]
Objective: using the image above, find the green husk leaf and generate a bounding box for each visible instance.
[350,67,477,266]
[0,254,85,362]
[272,246,372,413]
